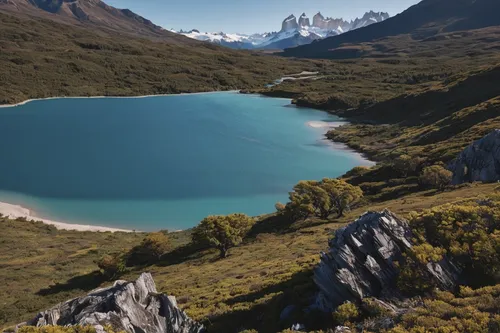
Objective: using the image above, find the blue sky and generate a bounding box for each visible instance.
[105,0,421,34]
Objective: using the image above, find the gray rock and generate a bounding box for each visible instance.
[20,273,204,333]
[449,129,500,184]
[313,210,459,312]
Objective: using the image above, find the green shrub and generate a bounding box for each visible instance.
[137,232,172,261]
[96,253,126,280]
[393,155,426,177]
[332,302,359,325]
[192,214,255,258]
[419,165,453,190]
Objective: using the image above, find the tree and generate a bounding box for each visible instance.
[137,232,172,261]
[96,253,126,280]
[285,179,363,220]
[192,213,255,258]
[320,178,363,217]
[419,165,452,190]
[287,181,330,219]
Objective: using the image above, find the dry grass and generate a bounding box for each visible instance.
[1,183,497,332]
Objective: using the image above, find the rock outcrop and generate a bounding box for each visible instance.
[298,13,310,27]
[19,273,204,333]
[449,130,500,184]
[313,210,459,312]
[281,14,299,31]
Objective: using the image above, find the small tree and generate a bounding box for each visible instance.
[192,213,255,258]
[393,154,424,177]
[320,178,363,217]
[419,165,452,190]
[96,253,126,280]
[137,232,172,261]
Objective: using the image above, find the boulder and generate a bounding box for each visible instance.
[313,210,459,312]
[449,129,500,184]
[19,273,204,333]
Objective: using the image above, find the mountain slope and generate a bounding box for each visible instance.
[282,0,500,58]
[0,0,193,42]
[0,8,319,105]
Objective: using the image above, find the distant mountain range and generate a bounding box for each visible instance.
[282,0,500,58]
[174,11,389,50]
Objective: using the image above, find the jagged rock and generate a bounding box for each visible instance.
[298,13,310,27]
[281,14,299,31]
[449,129,500,184]
[313,210,459,312]
[19,273,204,333]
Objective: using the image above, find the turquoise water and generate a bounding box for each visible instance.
[0,92,371,230]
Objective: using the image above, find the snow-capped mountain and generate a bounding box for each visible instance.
[174,11,389,50]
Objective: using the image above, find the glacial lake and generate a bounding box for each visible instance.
[0,92,372,231]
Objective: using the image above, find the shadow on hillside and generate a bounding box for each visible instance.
[225,269,313,306]
[156,242,207,267]
[37,270,106,296]
[248,214,331,238]
[204,269,319,333]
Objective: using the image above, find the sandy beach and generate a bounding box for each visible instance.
[0,201,133,232]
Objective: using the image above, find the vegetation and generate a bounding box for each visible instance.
[406,201,500,288]
[332,302,359,326]
[0,5,500,333]
[386,285,500,333]
[96,253,127,280]
[0,11,320,105]
[192,214,255,258]
[133,232,172,262]
[1,183,498,332]
[283,178,363,220]
[419,165,453,190]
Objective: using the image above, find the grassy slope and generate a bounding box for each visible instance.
[0,11,321,105]
[1,183,498,332]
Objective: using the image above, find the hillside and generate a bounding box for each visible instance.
[0,9,320,105]
[0,0,187,41]
[282,0,500,58]
[1,183,498,332]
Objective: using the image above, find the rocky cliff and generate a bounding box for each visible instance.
[18,273,204,333]
[281,14,299,31]
[314,210,459,312]
[449,130,500,184]
[298,13,310,27]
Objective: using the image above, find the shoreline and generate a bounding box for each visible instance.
[0,91,376,233]
[0,201,134,233]
[0,90,240,109]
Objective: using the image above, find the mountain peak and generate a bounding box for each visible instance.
[282,14,299,31]
[298,12,310,27]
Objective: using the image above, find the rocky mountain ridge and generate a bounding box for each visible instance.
[176,10,389,50]
[282,0,500,58]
